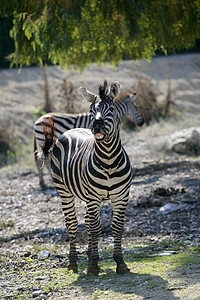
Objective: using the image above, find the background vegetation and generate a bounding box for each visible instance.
[0,0,200,69]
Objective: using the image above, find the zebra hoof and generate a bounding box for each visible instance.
[116,263,130,274]
[87,265,100,276]
[40,183,46,190]
[67,262,78,273]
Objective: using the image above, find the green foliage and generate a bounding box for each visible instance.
[0,0,200,69]
[0,17,14,67]
[33,108,46,120]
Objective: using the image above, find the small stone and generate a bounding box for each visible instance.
[24,245,34,251]
[151,251,176,257]
[35,276,46,280]
[38,250,50,260]
[17,285,25,291]
[32,290,43,297]
[158,251,177,256]
[38,294,47,300]
[108,243,114,249]
[23,251,31,257]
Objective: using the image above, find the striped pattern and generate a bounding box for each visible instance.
[50,81,134,275]
[34,92,143,188]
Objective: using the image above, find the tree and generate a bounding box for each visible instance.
[1,0,200,70]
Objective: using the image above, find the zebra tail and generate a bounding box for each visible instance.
[37,115,56,165]
[34,136,38,163]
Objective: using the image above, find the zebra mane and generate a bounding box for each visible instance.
[115,92,132,103]
[98,80,108,100]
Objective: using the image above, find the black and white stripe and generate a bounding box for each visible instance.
[50,81,136,275]
[34,92,143,188]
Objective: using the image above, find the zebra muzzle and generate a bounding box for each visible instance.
[95,133,104,140]
[92,127,107,141]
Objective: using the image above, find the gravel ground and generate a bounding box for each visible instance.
[0,153,200,299]
[1,156,199,245]
[0,54,200,298]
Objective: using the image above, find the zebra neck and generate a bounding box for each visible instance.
[115,99,128,123]
[93,132,123,167]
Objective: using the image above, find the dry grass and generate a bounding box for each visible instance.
[0,120,15,166]
[57,77,82,113]
[132,69,175,126]
[41,68,84,114]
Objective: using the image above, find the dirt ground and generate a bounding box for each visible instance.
[0,53,200,299]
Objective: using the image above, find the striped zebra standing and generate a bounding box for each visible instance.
[42,80,141,275]
[34,91,143,188]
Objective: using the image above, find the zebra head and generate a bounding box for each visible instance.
[125,93,144,127]
[79,80,120,142]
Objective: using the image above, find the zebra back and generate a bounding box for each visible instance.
[34,112,91,144]
[34,92,143,151]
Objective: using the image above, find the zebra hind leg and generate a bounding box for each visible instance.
[34,138,46,189]
[46,159,54,185]
[86,201,101,276]
[112,200,130,274]
[35,155,45,189]
[58,188,78,273]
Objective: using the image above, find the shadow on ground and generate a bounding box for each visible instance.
[73,270,179,299]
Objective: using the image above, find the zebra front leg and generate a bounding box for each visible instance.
[84,209,92,262]
[86,200,101,276]
[112,199,130,274]
[58,189,78,273]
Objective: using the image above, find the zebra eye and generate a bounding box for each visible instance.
[109,106,114,112]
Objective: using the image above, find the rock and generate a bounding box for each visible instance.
[38,250,50,260]
[169,127,200,155]
[157,251,177,256]
[158,203,187,214]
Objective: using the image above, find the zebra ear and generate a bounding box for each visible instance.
[130,92,137,102]
[79,87,96,103]
[107,81,120,100]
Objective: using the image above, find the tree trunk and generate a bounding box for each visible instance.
[41,66,52,113]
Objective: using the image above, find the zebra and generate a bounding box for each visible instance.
[41,80,141,275]
[34,91,144,188]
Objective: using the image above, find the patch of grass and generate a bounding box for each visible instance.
[0,137,35,171]
[32,243,64,253]
[33,108,46,121]
[0,138,20,167]
[0,218,15,230]
[1,240,200,299]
